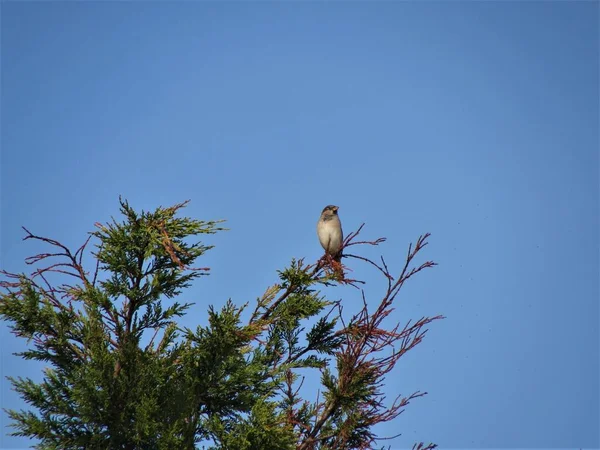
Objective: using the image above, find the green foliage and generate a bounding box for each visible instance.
[0,199,440,449]
[206,400,295,450]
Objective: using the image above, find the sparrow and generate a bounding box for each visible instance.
[317,205,343,262]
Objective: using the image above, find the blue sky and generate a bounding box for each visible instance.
[1,2,598,449]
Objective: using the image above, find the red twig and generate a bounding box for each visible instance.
[297,232,442,450]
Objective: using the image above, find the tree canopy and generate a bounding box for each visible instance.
[0,199,442,449]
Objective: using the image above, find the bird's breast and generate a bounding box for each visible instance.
[317,218,343,254]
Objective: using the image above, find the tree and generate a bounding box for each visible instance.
[0,199,442,450]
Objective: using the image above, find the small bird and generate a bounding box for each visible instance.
[317,205,343,262]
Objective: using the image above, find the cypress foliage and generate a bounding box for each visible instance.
[1,199,441,450]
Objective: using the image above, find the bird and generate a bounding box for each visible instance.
[317,205,343,262]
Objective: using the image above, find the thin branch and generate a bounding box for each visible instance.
[343,253,394,280]
[297,232,442,449]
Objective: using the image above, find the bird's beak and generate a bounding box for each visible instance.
[333,206,339,212]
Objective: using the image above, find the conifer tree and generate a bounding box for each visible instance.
[1,199,442,449]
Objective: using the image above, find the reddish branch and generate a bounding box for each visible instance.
[0,227,95,310]
[1,229,103,317]
[271,226,443,450]
[0,227,121,341]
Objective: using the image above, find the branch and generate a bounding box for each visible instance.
[299,233,442,449]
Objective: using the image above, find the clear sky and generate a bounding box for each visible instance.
[1,2,598,449]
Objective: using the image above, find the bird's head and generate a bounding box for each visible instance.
[321,205,339,218]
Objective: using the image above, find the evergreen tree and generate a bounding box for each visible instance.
[1,199,442,449]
